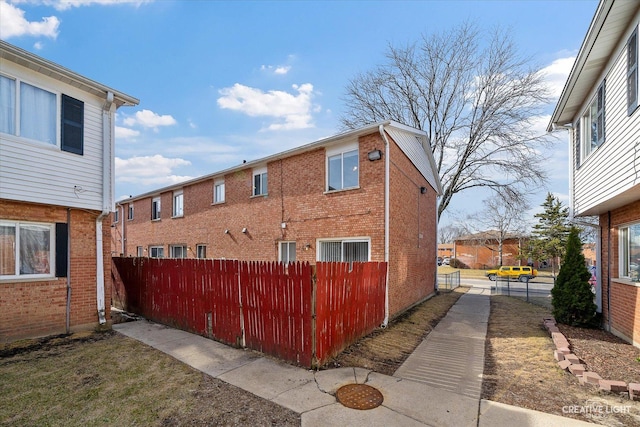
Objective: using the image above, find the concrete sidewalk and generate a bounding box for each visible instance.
[113,287,592,426]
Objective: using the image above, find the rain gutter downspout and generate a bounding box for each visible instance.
[65,208,71,333]
[379,125,390,326]
[96,91,115,325]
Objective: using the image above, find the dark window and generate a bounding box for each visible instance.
[55,223,68,277]
[61,95,84,155]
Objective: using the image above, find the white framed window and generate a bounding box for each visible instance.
[151,197,161,220]
[214,179,225,204]
[619,223,640,282]
[327,144,359,191]
[628,27,638,115]
[0,74,84,154]
[279,241,296,263]
[317,238,370,262]
[579,81,605,162]
[114,209,119,223]
[0,220,55,278]
[253,167,268,196]
[128,204,134,220]
[196,244,207,259]
[173,190,184,217]
[170,245,187,258]
[136,246,143,257]
[149,246,164,258]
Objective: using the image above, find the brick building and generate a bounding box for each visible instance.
[549,0,640,347]
[453,231,525,269]
[0,41,138,342]
[113,121,442,319]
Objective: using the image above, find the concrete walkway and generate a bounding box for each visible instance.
[113,287,592,426]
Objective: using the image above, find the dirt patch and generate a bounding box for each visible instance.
[327,287,466,375]
[0,331,299,426]
[483,295,640,426]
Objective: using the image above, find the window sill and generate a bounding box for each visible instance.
[250,194,268,199]
[211,201,226,206]
[324,186,360,195]
[171,215,184,219]
[151,218,161,222]
[612,277,640,288]
[0,275,58,284]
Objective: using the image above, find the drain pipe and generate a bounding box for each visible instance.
[606,211,611,331]
[96,91,115,325]
[379,124,391,326]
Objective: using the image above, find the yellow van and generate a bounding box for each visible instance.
[486,266,538,282]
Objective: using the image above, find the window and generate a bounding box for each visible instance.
[196,244,207,259]
[214,179,225,203]
[318,239,369,262]
[114,209,119,223]
[0,75,84,153]
[136,246,143,257]
[279,241,296,263]
[253,167,267,196]
[151,197,161,220]
[620,223,640,282]
[173,191,184,217]
[0,221,54,278]
[580,81,605,161]
[327,148,359,191]
[149,246,164,258]
[61,94,84,155]
[170,245,187,258]
[128,204,134,220]
[628,27,638,115]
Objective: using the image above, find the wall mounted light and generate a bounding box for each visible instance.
[224,229,230,234]
[420,187,427,194]
[304,243,312,251]
[242,228,248,234]
[367,149,382,161]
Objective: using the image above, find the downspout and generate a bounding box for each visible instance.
[379,125,390,326]
[65,208,71,333]
[120,203,125,255]
[96,91,115,325]
[607,211,611,331]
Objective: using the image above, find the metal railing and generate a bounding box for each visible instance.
[438,271,460,291]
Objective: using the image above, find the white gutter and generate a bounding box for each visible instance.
[379,125,391,326]
[96,91,115,324]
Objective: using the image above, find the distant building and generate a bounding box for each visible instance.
[453,231,526,269]
[549,0,640,347]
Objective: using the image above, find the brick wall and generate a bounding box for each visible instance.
[599,198,640,347]
[116,130,438,317]
[0,200,111,342]
[454,239,524,269]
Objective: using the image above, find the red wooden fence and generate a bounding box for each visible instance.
[111,258,386,367]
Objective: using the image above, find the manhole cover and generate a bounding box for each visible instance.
[336,384,383,410]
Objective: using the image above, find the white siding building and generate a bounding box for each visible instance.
[549,0,640,347]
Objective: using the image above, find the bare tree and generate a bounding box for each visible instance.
[341,23,551,219]
[464,196,529,266]
[438,223,465,244]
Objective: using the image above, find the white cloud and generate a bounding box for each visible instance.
[39,0,151,11]
[123,109,177,130]
[540,56,576,99]
[115,154,192,186]
[0,1,59,39]
[217,83,316,130]
[261,64,291,75]
[115,126,140,140]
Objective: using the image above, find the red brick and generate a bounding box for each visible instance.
[599,379,628,393]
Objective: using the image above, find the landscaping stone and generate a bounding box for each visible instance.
[568,364,585,376]
[629,383,640,401]
[546,325,560,334]
[564,353,580,364]
[579,371,601,386]
[557,360,571,371]
[557,347,571,355]
[599,380,628,393]
[553,350,564,361]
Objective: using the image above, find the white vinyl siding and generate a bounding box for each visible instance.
[572,22,640,217]
[0,61,109,211]
[385,127,440,193]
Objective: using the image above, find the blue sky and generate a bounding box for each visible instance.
[1,0,599,226]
